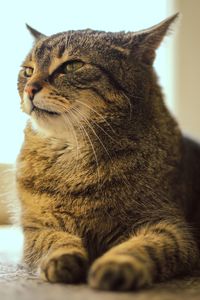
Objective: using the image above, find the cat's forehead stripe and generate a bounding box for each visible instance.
[32,34,71,74]
[32,44,50,71]
[34,33,69,60]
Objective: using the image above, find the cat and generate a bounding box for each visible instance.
[16,13,200,291]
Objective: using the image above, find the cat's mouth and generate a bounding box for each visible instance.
[32,106,60,116]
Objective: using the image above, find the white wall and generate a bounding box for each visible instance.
[174,0,200,140]
[0,0,173,163]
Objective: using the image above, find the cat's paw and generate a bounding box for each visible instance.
[40,249,88,283]
[88,255,152,291]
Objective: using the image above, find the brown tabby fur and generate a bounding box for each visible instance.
[16,14,200,290]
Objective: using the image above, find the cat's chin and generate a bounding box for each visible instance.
[30,112,71,139]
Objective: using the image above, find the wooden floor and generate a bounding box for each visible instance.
[1,226,200,300]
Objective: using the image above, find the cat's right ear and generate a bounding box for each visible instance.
[26,24,46,40]
[121,13,179,65]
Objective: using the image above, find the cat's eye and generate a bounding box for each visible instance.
[64,61,84,73]
[24,67,34,77]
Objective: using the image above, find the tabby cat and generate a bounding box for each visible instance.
[16,14,200,291]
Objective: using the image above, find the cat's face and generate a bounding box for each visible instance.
[18,15,178,138]
[18,30,132,137]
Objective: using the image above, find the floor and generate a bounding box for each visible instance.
[1,226,200,300]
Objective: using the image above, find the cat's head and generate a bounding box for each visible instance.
[18,14,178,138]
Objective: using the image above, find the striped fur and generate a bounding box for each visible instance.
[16,14,200,290]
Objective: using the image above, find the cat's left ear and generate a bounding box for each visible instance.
[124,13,179,65]
[26,24,46,40]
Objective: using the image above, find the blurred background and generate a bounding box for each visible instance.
[0,0,199,225]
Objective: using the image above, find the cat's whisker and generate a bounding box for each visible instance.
[121,91,133,121]
[75,100,116,134]
[90,119,120,145]
[60,113,81,204]
[71,108,131,189]
[70,108,131,191]
[72,107,113,163]
[69,110,101,187]
[61,113,80,174]
[74,105,119,144]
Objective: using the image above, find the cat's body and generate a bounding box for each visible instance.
[16,14,200,290]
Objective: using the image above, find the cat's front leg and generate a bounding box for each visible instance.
[88,220,199,291]
[24,229,88,283]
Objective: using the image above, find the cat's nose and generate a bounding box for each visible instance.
[25,82,42,101]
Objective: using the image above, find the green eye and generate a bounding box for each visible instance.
[24,67,34,77]
[65,61,84,72]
